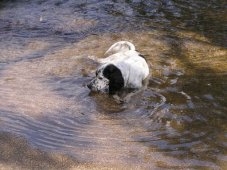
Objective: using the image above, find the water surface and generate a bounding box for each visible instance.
[0,0,226,169]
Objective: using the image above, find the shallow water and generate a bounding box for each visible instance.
[0,0,227,169]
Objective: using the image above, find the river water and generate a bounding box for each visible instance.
[0,0,226,169]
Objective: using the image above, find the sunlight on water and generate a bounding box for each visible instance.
[0,0,226,169]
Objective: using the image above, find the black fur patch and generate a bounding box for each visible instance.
[103,64,124,94]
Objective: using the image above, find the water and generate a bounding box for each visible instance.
[0,0,226,169]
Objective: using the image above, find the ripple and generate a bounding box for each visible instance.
[0,0,227,169]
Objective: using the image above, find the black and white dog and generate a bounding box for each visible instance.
[87,41,150,99]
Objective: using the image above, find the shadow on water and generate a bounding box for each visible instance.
[149,29,227,167]
[0,0,227,169]
[122,0,227,48]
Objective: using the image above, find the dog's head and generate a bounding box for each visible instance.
[87,64,124,94]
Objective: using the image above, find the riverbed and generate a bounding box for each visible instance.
[0,0,226,169]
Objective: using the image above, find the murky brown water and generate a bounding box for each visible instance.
[0,0,226,169]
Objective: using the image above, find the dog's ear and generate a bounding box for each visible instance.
[103,64,115,78]
[103,64,124,94]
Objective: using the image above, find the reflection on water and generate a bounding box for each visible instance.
[0,0,226,169]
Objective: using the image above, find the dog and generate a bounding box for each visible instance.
[87,41,150,101]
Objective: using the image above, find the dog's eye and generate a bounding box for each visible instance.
[98,77,103,80]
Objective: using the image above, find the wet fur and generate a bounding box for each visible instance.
[87,41,150,102]
[103,64,124,95]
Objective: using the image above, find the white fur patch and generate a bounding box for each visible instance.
[87,41,149,92]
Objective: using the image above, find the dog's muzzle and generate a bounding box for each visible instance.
[87,83,92,90]
[87,81,94,90]
[87,78,109,93]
